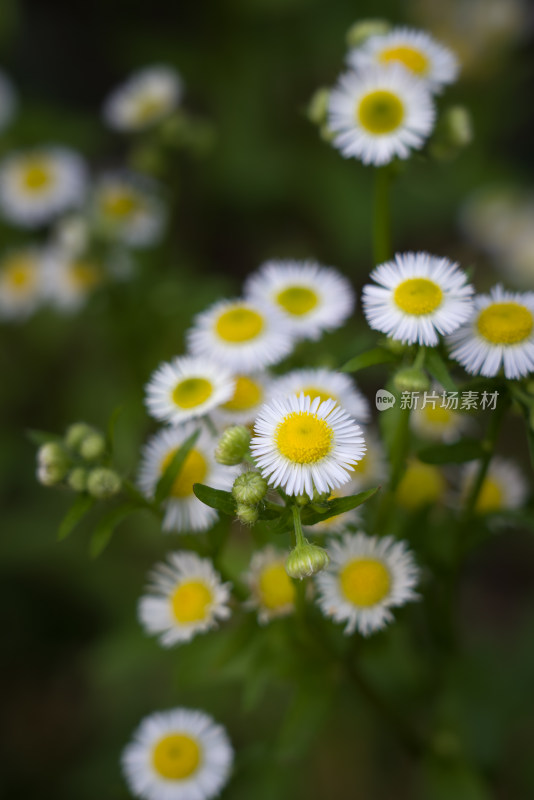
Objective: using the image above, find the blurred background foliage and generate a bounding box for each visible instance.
[2,0,534,798]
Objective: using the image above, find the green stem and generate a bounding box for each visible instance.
[373,165,393,265]
[291,504,306,548]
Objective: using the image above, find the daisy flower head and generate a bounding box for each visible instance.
[0,70,17,132]
[395,459,446,511]
[0,247,46,321]
[244,259,355,340]
[93,171,167,248]
[447,285,534,380]
[103,65,182,133]
[244,545,296,624]
[462,457,528,515]
[315,532,419,636]
[250,393,366,498]
[270,367,370,424]
[410,387,470,443]
[138,424,237,533]
[145,355,235,426]
[187,297,295,373]
[328,64,435,166]
[0,146,87,228]
[138,552,232,647]
[362,252,474,346]
[43,250,103,313]
[348,27,459,93]
[122,707,233,800]
[213,372,271,428]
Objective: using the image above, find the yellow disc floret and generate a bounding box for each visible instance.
[421,404,455,427]
[394,278,443,315]
[301,386,337,405]
[70,261,101,290]
[215,306,264,343]
[172,377,213,409]
[396,461,445,510]
[223,375,262,411]
[102,189,140,218]
[379,46,430,75]
[152,733,201,780]
[474,477,503,514]
[3,257,35,291]
[276,285,319,316]
[276,411,333,463]
[161,448,208,497]
[340,558,391,607]
[358,90,405,134]
[258,563,295,610]
[171,580,213,623]
[476,302,533,345]
[22,160,53,192]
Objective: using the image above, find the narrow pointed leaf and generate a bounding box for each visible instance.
[27,429,63,446]
[424,349,458,393]
[155,429,200,504]
[342,348,397,373]
[57,495,96,541]
[90,502,137,558]
[302,487,380,526]
[193,484,235,514]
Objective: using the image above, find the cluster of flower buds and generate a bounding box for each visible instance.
[232,471,268,526]
[215,425,251,466]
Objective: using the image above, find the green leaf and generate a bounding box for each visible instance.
[193,484,235,514]
[57,495,96,541]
[417,438,485,465]
[342,347,397,374]
[90,502,137,558]
[264,508,293,533]
[106,405,124,453]
[302,487,380,525]
[425,349,458,392]
[155,429,200,504]
[27,429,63,446]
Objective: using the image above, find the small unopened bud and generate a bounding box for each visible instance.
[285,541,330,580]
[236,503,259,525]
[319,124,335,143]
[346,19,390,48]
[65,422,94,451]
[295,493,311,506]
[307,88,330,126]
[38,442,69,469]
[232,472,268,505]
[87,468,122,499]
[215,426,251,465]
[79,433,106,461]
[37,462,68,487]
[393,366,430,394]
[443,106,473,149]
[67,467,88,492]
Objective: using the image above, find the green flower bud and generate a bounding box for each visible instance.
[319,124,335,143]
[393,366,430,394]
[38,442,69,469]
[65,422,94,451]
[79,433,106,461]
[37,462,69,487]
[346,19,390,48]
[236,503,259,526]
[67,467,88,492]
[215,426,251,466]
[307,88,330,126]
[429,105,474,161]
[295,493,311,506]
[232,472,268,505]
[285,541,330,580]
[87,468,122,499]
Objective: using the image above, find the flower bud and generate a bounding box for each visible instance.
[232,472,268,505]
[346,19,390,48]
[285,541,330,580]
[236,503,259,526]
[65,422,94,451]
[79,433,106,461]
[87,468,122,499]
[393,366,430,394]
[38,442,69,469]
[215,425,251,465]
[67,467,88,492]
[295,493,311,506]
[307,88,330,126]
[429,105,474,161]
[37,462,68,487]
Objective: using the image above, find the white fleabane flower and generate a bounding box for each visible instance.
[0,70,17,132]
[362,252,474,346]
[122,707,233,800]
[251,393,366,497]
[145,356,235,426]
[0,247,47,321]
[187,298,295,372]
[244,545,295,624]
[270,367,370,424]
[0,147,87,228]
[462,457,528,515]
[93,172,166,248]
[103,65,182,132]
[447,285,534,379]
[411,387,470,443]
[328,65,435,166]
[315,532,419,636]
[138,552,232,647]
[348,27,459,93]
[244,259,355,340]
[213,372,271,427]
[138,425,237,533]
[347,429,387,490]
[43,250,102,312]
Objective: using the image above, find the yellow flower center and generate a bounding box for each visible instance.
[171,580,213,623]
[350,451,369,475]
[421,404,455,427]
[22,160,52,192]
[476,302,533,345]
[135,95,167,123]
[358,90,405,134]
[223,375,262,411]
[474,477,503,514]
[161,448,208,497]
[396,461,445,510]
[300,386,337,405]
[379,45,430,76]
[275,411,333,464]
[3,257,35,291]
[258,563,295,610]
[152,733,201,780]
[70,261,101,290]
[394,278,443,315]
[172,377,213,409]
[276,285,319,316]
[102,190,140,219]
[339,558,391,607]
[215,307,264,343]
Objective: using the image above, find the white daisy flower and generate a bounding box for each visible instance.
[187,297,295,373]
[348,27,459,93]
[251,393,366,498]
[213,372,271,427]
[145,355,235,426]
[347,429,387,490]
[395,459,446,511]
[362,251,474,346]
[0,146,87,228]
[243,259,355,340]
[43,250,103,312]
[328,64,435,166]
[138,425,237,533]
[244,545,295,624]
[0,247,46,321]
[462,457,528,515]
[103,65,182,132]
[0,70,17,132]
[270,367,370,424]
[411,387,470,442]
[122,707,233,800]
[315,532,419,636]
[93,172,166,248]
[138,552,232,647]
[447,285,534,380]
